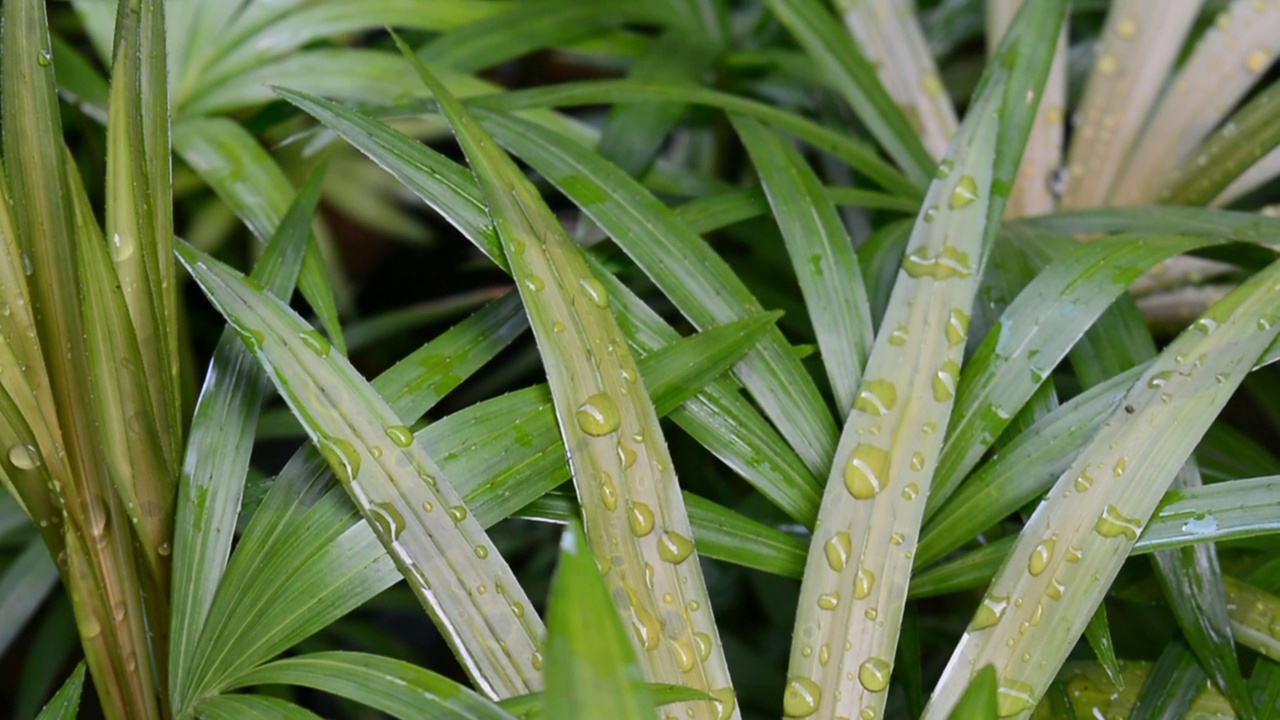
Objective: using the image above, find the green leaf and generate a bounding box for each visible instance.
[35,662,86,720]
[731,114,874,416]
[502,683,712,720]
[178,244,545,699]
[545,522,658,720]
[1082,604,1123,690]
[783,1,1068,716]
[926,258,1280,715]
[393,39,737,715]
[762,0,934,184]
[1129,642,1204,720]
[172,117,347,352]
[192,694,324,720]
[169,163,325,710]
[1022,206,1280,247]
[946,666,997,720]
[1165,80,1280,206]
[0,537,58,658]
[227,651,517,720]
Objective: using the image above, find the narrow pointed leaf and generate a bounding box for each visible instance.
[226,651,517,720]
[947,666,998,720]
[1166,80,1280,207]
[545,522,658,720]
[179,245,545,699]
[35,663,85,720]
[1023,207,1280,246]
[784,2,1067,717]
[0,537,59,658]
[192,695,324,720]
[1129,643,1205,720]
[394,41,739,718]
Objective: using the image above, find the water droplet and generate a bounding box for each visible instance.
[922,421,936,434]
[370,501,405,541]
[1182,513,1218,534]
[845,443,889,499]
[626,590,662,651]
[1115,16,1138,38]
[922,206,938,223]
[1194,317,1218,334]
[617,444,637,469]
[888,325,909,346]
[421,500,434,512]
[949,176,979,209]
[110,232,136,262]
[576,393,620,436]
[996,680,1036,717]
[933,359,960,401]
[628,501,655,536]
[692,631,713,661]
[81,613,102,639]
[1028,538,1055,576]
[1046,577,1065,601]
[657,530,695,564]
[512,601,526,618]
[890,531,905,546]
[671,637,696,672]
[316,436,361,483]
[474,544,489,559]
[36,50,51,67]
[858,657,891,692]
[922,71,944,97]
[1096,54,1118,76]
[158,541,172,556]
[825,531,852,572]
[711,687,737,720]
[909,452,925,473]
[855,565,875,599]
[1074,468,1095,492]
[854,379,898,416]
[1112,456,1128,477]
[946,308,969,346]
[1148,370,1174,388]
[903,246,973,280]
[1259,316,1275,331]
[552,321,566,333]
[599,472,618,511]
[8,443,41,470]
[936,160,954,179]
[531,651,544,671]
[579,277,609,308]
[386,425,414,448]
[300,329,331,357]
[817,592,840,610]
[970,594,1009,630]
[523,275,545,292]
[783,676,822,717]
[1246,47,1270,73]
[447,505,468,524]
[1094,504,1143,540]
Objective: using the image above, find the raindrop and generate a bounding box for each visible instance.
[8,443,41,470]
[854,380,898,416]
[1113,456,1128,477]
[1074,468,1095,492]
[317,436,361,483]
[671,637,696,672]
[923,206,937,223]
[782,676,822,717]
[946,308,969,346]
[474,544,489,559]
[855,565,875,599]
[936,160,954,179]
[949,176,979,210]
[933,359,960,401]
[576,393,620,436]
[300,329,331,357]
[1194,317,1218,334]
[1147,370,1174,388]
[448,505,468,524]
[531,651,544,671]
[1115,16,1138,38]
[817,592,840,610]
[819,645,830,665]
[904,247,973,280]
[693,632,712,660]
[370,502,405,541]
[858,657,892,692]
[1094,504,1143,540]
[158,542,171,557]
[386,425,414,448]
[657,530,695,564]
[579,277,609,308]
[1028,538,1055,576]
[1246,48,1270,73]
[824,531,852,572]
[617,444,637,469]
[888,326,909,346]
[711,688,737,720]
[844,443,889,499]
[1046,577,1065,601]
[523,275,545,292]
[36,50,52,67]
[996,680,1036,717]
[969,594,1009,631]
[627,501,655,537]
[600,472,618,511]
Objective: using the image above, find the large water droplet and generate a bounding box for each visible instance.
[854,379,898,416]
[693,631,713,661]
[817,592,840,610]
[8,443,41,470]
[576,393,620,436]
[579,277,609,308]
[845,444,889,499]
[949,176,979,209]
[855,565,875,599]
[369,501,405,541]
[628,501,655,537]
[710,687,737,720]
[858,657,892,692]
[657,530,695,564]
[316,436,361,483]
[904,247,973,280]
[783,676,822,717]
[996,680,1036,717]
[670,637,696,672]
[626,590,662,651]
[617,444,637,469]
[969,594,1009,631]
[300,329,331,357]
[1028,538,1055,576]
[825,531,852,572]
[386,425,414,448]
[1094,504,1143,540]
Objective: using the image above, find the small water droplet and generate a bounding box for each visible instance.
[386,425,414,448]
[1246,47,1270,73]
[969,594,1009,630]
[579,277,609,308]
[710,687,737,720]
[448,505,468,524]
[909,452,925,473]
[370,501,405,541]
[576,393,620,436]
[1148,370,1174,388]
[936,160,954,179]
[996,680,1036,717]
[933,359,960,401]
[1113,456,1128,477]
[300,329,331,357]
[888,325,909,346]
[599,472,618,511]
[421,500,434,512]
[531,651,544,670]
[523,275,545,292]
[80,614,102,639]
[824,531,852,572]
[627,501,655,536]
[1115,16,1138,38]
[783,676,822,717]
[8,443,41,470]
[158,542,172,557]
[903,246,973,280]
[844,443,889,499]
[1096,54,1118,76]
[946,308,969,346]
[1194,317,1218,334]
[317,436,361,483]
[949,176,979,209]
[617,444,637,469]
[1074,468,1095,492]
[858,657,892,692]
[36,50,52,67]
[474,544,489,559]
[817,592,840,610]
[657,530,695,563]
